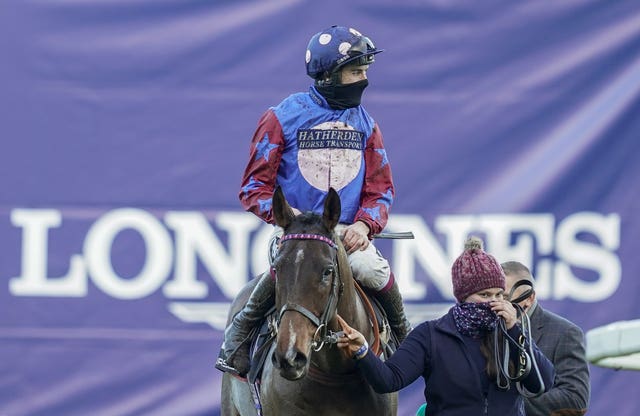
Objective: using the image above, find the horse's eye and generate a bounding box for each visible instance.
[323,267,334,279]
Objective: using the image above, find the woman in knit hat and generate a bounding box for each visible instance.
[337,236,555,415]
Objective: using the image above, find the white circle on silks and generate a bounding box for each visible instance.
[297,121,362,192]
[586,319,640,371]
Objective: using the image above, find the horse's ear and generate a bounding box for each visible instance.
[272,186,295,228]
[323,187,341,231]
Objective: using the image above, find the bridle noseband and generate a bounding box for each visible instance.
[276,232,343,351]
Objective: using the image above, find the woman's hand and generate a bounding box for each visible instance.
[336,315,367,357]
[490,299,518,329]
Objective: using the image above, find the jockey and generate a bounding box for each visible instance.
[219,25,412,377]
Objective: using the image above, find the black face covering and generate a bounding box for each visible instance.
[316,79,369,110]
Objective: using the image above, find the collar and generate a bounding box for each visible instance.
[434,307,464,340]
[309,86,329,108]
[525,300,538,318]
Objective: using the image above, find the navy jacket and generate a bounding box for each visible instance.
[358,308,555,416]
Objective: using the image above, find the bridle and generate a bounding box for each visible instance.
[275,233,345,352]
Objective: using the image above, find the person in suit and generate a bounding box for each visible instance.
[502,261,590,416]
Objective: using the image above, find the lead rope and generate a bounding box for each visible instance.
[494,280,546,396]
[514,308,546,397]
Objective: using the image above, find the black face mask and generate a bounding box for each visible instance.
[316,79,369,110]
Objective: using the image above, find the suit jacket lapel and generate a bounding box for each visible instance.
[529,304,545,345]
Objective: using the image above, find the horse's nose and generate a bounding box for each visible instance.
[272,349,308,379]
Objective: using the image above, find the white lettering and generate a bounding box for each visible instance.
[386,212,621,302]
[163,212,215,298]
[7,209,622,304]
[554,212,621,301]
[478,214,555,298]
[387,214,450,300]
[84,209,172,300]
[165,212,261,299]
[9,209,86,297]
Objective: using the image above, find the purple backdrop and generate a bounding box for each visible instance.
[2,1,639,415]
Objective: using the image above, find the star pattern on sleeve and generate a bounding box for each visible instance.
[363,206,381,221]
[255,133,278,162]
[241,176,264,197]
[377,188,393,210]
[375,149,389,167]
[258,198,272,214]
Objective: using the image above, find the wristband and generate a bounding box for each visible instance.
[353,339,369,360]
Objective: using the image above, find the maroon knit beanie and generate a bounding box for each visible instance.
[451,236,505,302]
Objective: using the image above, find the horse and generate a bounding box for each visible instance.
[221,187,398,415]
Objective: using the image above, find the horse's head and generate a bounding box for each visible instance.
[270,186,343,380]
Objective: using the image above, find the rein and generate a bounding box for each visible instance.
[494,279,546,396]
[353,281,382,356]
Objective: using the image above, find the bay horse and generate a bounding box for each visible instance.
[221,187,398,415]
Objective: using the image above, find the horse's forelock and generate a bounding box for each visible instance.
[287,212,332,236]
